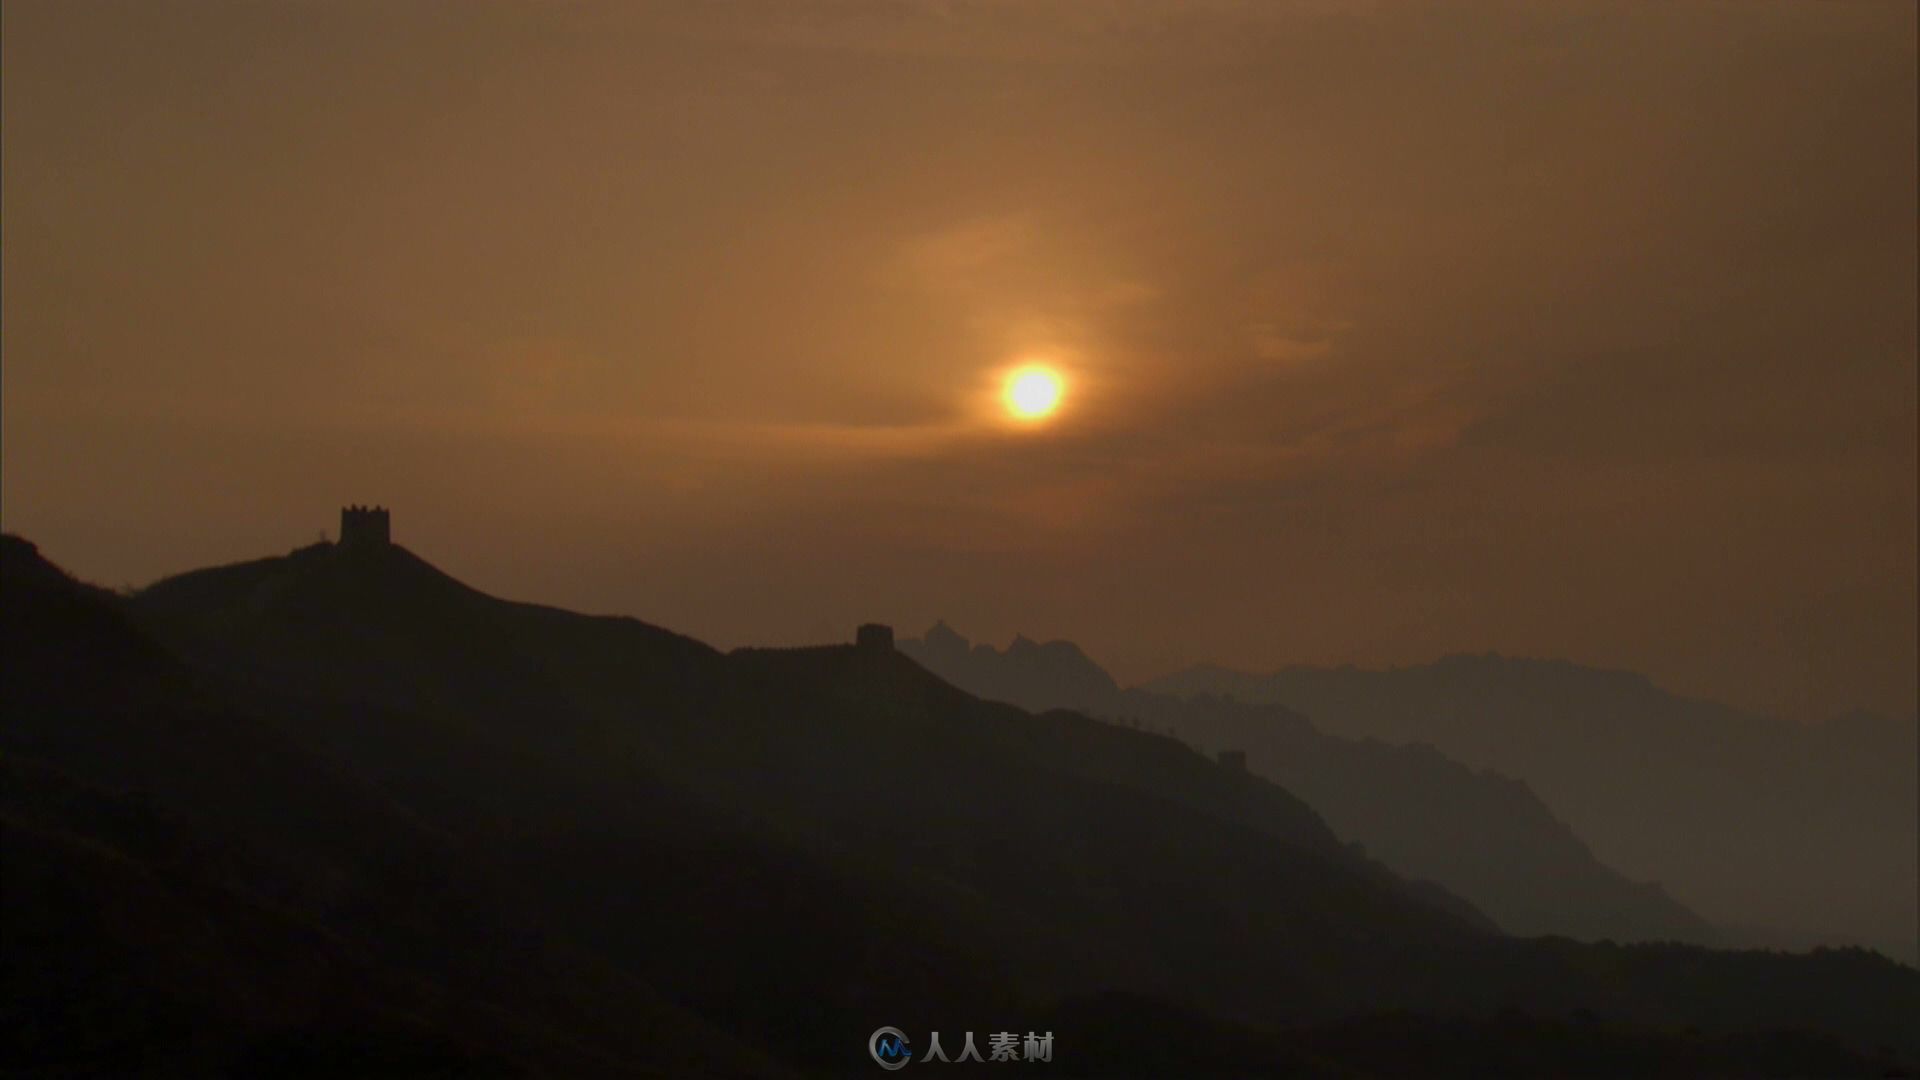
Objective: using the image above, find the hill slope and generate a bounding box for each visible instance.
[1150,656,1919,962]
[125,540,1492,1015]
[901,623,1710,943]
[6,534,1917,1074]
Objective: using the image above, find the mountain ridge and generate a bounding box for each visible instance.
[8,532,1918,1075]
[1146,655,1920,963]
[899,622,1715,945]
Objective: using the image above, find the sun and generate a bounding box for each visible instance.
[1003,366,1064,422]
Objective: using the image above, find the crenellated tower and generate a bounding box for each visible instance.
[339,505,391,548]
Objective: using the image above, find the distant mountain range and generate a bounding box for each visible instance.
[6,533,1917,1075]
[1149,657,1919,965]
[900,623,1711,945]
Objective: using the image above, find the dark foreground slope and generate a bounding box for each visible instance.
[6,535,1917,1076]
[1,541,798,1075]
[1151,657,1920,963]
[122,539,1486,1018]
[901,624,1709,944]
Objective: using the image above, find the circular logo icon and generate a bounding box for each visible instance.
[869,1026,913,1070]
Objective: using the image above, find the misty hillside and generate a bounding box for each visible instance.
[901,623,1711,944]
[1149,658,1919,965]
[6,534,1918,1076]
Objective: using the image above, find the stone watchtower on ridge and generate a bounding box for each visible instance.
[339,505,391,548]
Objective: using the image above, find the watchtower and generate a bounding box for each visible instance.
[339,505,391,548]
[856,623,895,653]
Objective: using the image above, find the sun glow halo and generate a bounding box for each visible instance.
[1004,366,1064,422]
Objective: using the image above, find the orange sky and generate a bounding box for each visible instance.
[4,1,1914,720]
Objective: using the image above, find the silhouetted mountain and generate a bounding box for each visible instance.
[7,534,1918,1075]
[1149,655,1920,964]
[901,624,1711,944]
[124,540,1492,1006]
[910,620,1123,712]
[2,535,787,1076]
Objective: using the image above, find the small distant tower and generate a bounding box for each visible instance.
[1217,749,1247,773]
[339,505,391,548]
[856,623,895,653]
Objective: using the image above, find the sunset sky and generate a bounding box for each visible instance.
[4,1,1914,720]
